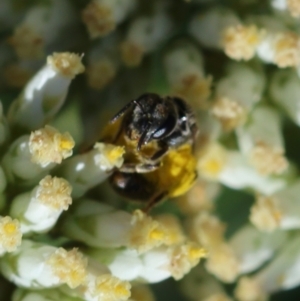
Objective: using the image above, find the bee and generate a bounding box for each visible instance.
[103,93,198,210]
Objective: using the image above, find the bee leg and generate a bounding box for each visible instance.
[119,162,160,173]
[143,192,167,213]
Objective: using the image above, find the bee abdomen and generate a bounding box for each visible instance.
[109,171,155,202]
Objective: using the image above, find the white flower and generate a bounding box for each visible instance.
[271,0,300,18]
[7,52,84,131]
[83,274,131,301]
[0,216,22,256]
[1,136,51,185]
[250,181,300,231]
[189,7,240,49]
[229,224,288,274]
[255,21,300,67]
[94,143,125,171]
[62,199,169,253]
[7,0,77,59]
[86,36,120,90]
[212,62,265,130]
[269,69,300,125]
[235,234,300,301]
[10,175,72,234]
[58,146,122,198]
[164,43,211,109]
[139,241,207,282]
[29,125,75,167]
[1,240,88,289]
[189,212,239,283]
[13,287,86,301]
[120,10,172,66]
[181,266,233,301]
[218,151,287,195]
[82,0,137,38]
[222,24,264,61]
[88,241,206,283]
[236,105,288,176]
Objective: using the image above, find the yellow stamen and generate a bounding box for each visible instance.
[94,274,131,301]
[0,216,22,253]
[37,175,72,210]
[197,143,227,180]
[129,210,168,253]
[29,125,75,167]
[3,222,17,234]
[47,52,85,78]
[223,24,263,61]
[189,246,208,259]
[47,248,87,288]
[149,229,164,240]
[94,143,125,171]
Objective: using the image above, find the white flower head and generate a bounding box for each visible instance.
[10,175,72,234]
[154,214,185,246]
[222,24,264,61]
[251,181,300,232]
[94,143,125,171]
[189,7,240,49]
[36,175,72,211]
[197,142,228,181]
[286,0,300,17]
[212,62,265,130]
[47,52,85,79]
[235,234,300,300]
[82,0,136,38]
[234,276,265,301]
[7,0,77,60]
[0,216,22,255]
[129,210,169,253]
[46,247,88,289]
[87,59,117,90]
[218,150,287,195]
[236,106,288,176]
[86,274,131,301]
[205,243,240,283]
[121,10,172,66]
[257,30,300,68]
[1,241,87,289]
[87,35,120,90]
[7,52,84,130]
[62,200,169,252]
[188,212,239,283]
[168,241,207,280]
[212,96,247,131]
[270,69,300,126]
[137,242,207,283]
[29,125,75,167]
[229,224,288,274]
[164,43,211,108]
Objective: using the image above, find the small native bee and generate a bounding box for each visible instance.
[103,93,198,210]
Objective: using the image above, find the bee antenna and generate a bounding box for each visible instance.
[110,100,134,123]
[132,99,144,112]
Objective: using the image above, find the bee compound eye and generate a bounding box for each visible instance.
[152,114,177,139]
[152,127,167,138]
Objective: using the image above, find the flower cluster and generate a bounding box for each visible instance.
[1,1,300,301]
